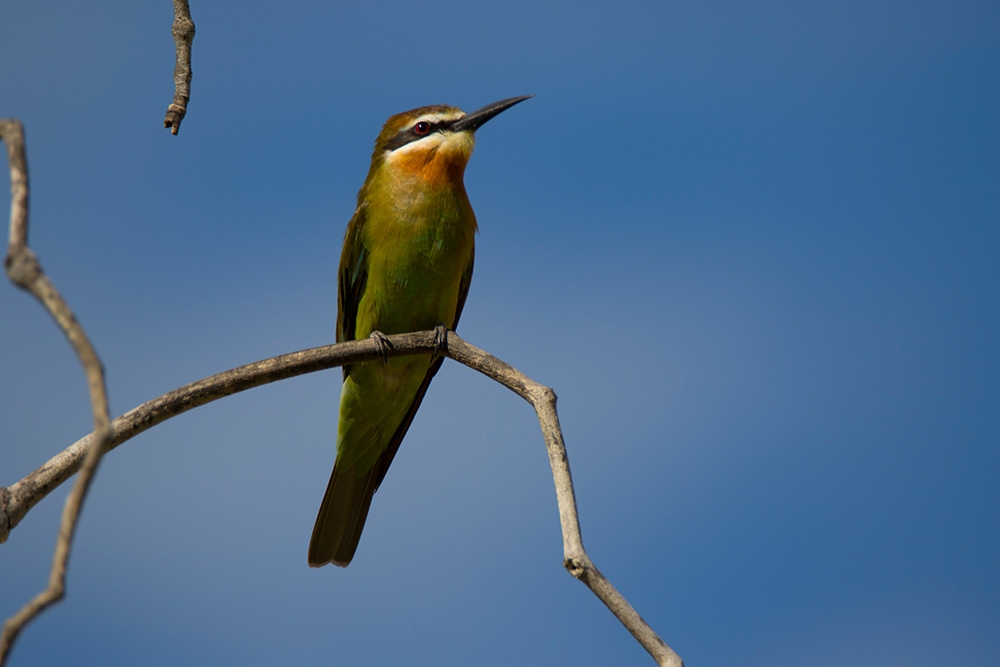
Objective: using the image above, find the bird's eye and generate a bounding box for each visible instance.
[413,121,430,135]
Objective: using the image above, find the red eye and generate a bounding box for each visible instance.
[413,121,430,135]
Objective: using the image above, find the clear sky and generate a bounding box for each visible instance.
[2,1,998,665]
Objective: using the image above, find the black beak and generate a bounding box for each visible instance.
[451,95,532,133]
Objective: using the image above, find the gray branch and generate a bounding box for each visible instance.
[1,120,113,666]
[163,0,195,135]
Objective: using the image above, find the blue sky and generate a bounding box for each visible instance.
[2,1,998,665]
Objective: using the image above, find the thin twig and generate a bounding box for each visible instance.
[1,120,113,666]
[1,329,683,665]
[163,0,195,135]
[447,337,684,667]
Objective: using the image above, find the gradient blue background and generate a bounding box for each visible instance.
[2,1,998,665]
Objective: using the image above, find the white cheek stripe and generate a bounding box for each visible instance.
[388,133,446,158]
[386,130,474,161]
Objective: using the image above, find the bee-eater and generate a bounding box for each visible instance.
[308,95,531,567]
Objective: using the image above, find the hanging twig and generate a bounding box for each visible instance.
[1,120,113,666]
[163,0,196,135]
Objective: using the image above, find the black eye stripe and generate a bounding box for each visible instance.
[383,119,456,152]
[410,120,445,138]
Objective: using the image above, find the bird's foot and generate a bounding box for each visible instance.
[433,323,449,358]
[369,330,392,362]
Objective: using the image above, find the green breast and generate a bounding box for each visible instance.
[357,182,476,337]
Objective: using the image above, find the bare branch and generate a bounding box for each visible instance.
[1,120,113,666]
[1,328,683,665]
[1,335,409,537]
[446,336,685,667]
[163,0,195,135]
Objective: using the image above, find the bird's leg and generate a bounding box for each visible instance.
[432,323,449,359]
[368,330,392,363]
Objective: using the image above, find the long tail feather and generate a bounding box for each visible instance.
[308,462,380,567]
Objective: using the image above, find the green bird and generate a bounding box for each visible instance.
[309,96,531,567]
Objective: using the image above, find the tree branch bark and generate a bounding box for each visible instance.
[163,0,195,135]
[447,337,683,666]
[1,120,113,666]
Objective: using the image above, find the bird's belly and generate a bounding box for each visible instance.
[359,250,468,336]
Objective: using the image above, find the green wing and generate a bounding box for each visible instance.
[337,203,368,377]
[452,246,474,329]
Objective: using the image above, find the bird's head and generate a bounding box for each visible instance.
[365,96,531,189]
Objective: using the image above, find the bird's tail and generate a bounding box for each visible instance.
[308,357,445,567]
[308,462,379,567]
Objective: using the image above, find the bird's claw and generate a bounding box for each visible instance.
[369,330,392,362]
[433,323,449,358]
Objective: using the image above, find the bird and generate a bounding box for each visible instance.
[308,95,531,567]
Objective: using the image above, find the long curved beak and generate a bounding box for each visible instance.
[451,95,533,133]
